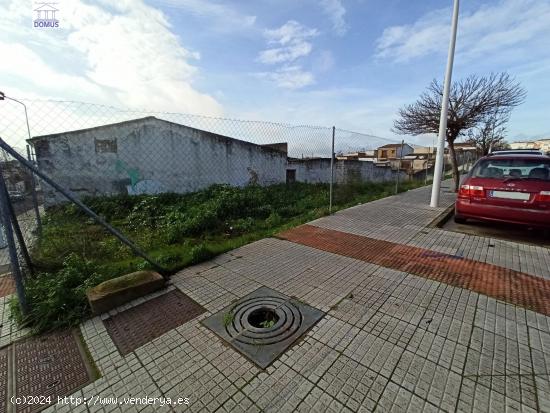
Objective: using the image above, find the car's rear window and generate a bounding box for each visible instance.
[472,158,550,180]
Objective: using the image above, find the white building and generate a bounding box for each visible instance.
[510,139,550,152]
[30,117,287,205]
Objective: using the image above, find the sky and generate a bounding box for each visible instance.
[1,0,550,147]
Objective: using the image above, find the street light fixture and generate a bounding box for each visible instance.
[430,0,460,208]
[0,92,34,146]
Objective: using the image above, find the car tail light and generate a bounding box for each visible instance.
[458,185,484,199]
[458,185,470,199]
[470,186,485,197]
[535,191,550,202]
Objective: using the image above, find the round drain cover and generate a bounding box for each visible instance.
[225,296,302,345]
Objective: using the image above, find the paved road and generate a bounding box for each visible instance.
[442,215,550,248]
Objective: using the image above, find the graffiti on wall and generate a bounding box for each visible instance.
[128,179,166,195]
[115,160,165,195]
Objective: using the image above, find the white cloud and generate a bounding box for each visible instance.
[147,0,256,32]
[264,20,319,45]
[375,0,550,63]
[320,0,347,36]
[256,20,318,89]
[258,20,319,65]
[0,0,222,115]
[257,66,315,89]
[258,42,313,65]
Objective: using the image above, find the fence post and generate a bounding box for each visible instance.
[0,167,28,315]
[26,145,42,236]
[329,126,335,214]
[3,186,34,276]
[395,140,405,194]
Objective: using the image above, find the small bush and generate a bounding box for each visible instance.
[265,212,282,227]
[135,259,152,271]
[227,217,255,236]
[10,254,107,332]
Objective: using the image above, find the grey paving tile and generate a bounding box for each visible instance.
[375,381,437,413]
[280,337,340,384]
[391,350,461,412]
[308,315,361,352]
[317,353,388,412]
[296,385,354,413]
[344,329,406,379]
[466,327,534,376]
[242,362,314,413]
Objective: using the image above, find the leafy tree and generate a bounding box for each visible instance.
[393,73,526,191]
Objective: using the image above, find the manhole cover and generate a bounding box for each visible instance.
[202,286,324,368]
[104,289,206,355]
[0,275,15,298]
[14,330,93,413]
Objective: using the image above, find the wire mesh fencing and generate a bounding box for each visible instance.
[0,97,462,322]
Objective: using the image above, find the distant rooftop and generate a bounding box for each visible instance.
[378,143,411,149]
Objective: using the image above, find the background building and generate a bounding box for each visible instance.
[30,117,287,204]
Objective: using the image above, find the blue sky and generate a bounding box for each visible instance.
[2,0,550,146]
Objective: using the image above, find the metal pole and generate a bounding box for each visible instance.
[26,145,42,235]
[430,0,459,207]
[0,137,167,275]
[395,140,405,194]
[3,185,34,276]
[0,168,28,314]
[329,126,335,214]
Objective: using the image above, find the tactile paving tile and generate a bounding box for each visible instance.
[14,330,91,413]
[279,224,550,316]
[104,289,206,355]
[0,348,7,413]
[0,275,15,298]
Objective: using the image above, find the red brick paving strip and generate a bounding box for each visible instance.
[104,289,206,355]
[279,224,550,316]
[14,330,91,413]
[0,274,15,298]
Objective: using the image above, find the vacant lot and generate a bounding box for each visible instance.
[16,179,429,331]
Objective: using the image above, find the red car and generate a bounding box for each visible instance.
[455,153,550,229]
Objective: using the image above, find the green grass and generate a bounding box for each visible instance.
[223,311,235,327]
[13,179,431,332]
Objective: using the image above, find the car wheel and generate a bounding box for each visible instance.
[454,215,467,224]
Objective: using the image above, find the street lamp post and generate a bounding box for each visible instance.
[430,0,460,208]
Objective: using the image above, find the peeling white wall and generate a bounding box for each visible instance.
[32,118,287,204]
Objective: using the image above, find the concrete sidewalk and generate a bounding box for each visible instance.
[5,181,550,412]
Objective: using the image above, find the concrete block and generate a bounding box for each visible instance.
[86,271,166,315]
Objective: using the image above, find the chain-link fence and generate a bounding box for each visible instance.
[0,97,473,326]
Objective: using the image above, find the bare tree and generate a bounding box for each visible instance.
[393,73,526,191]
[467,111,509,155]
